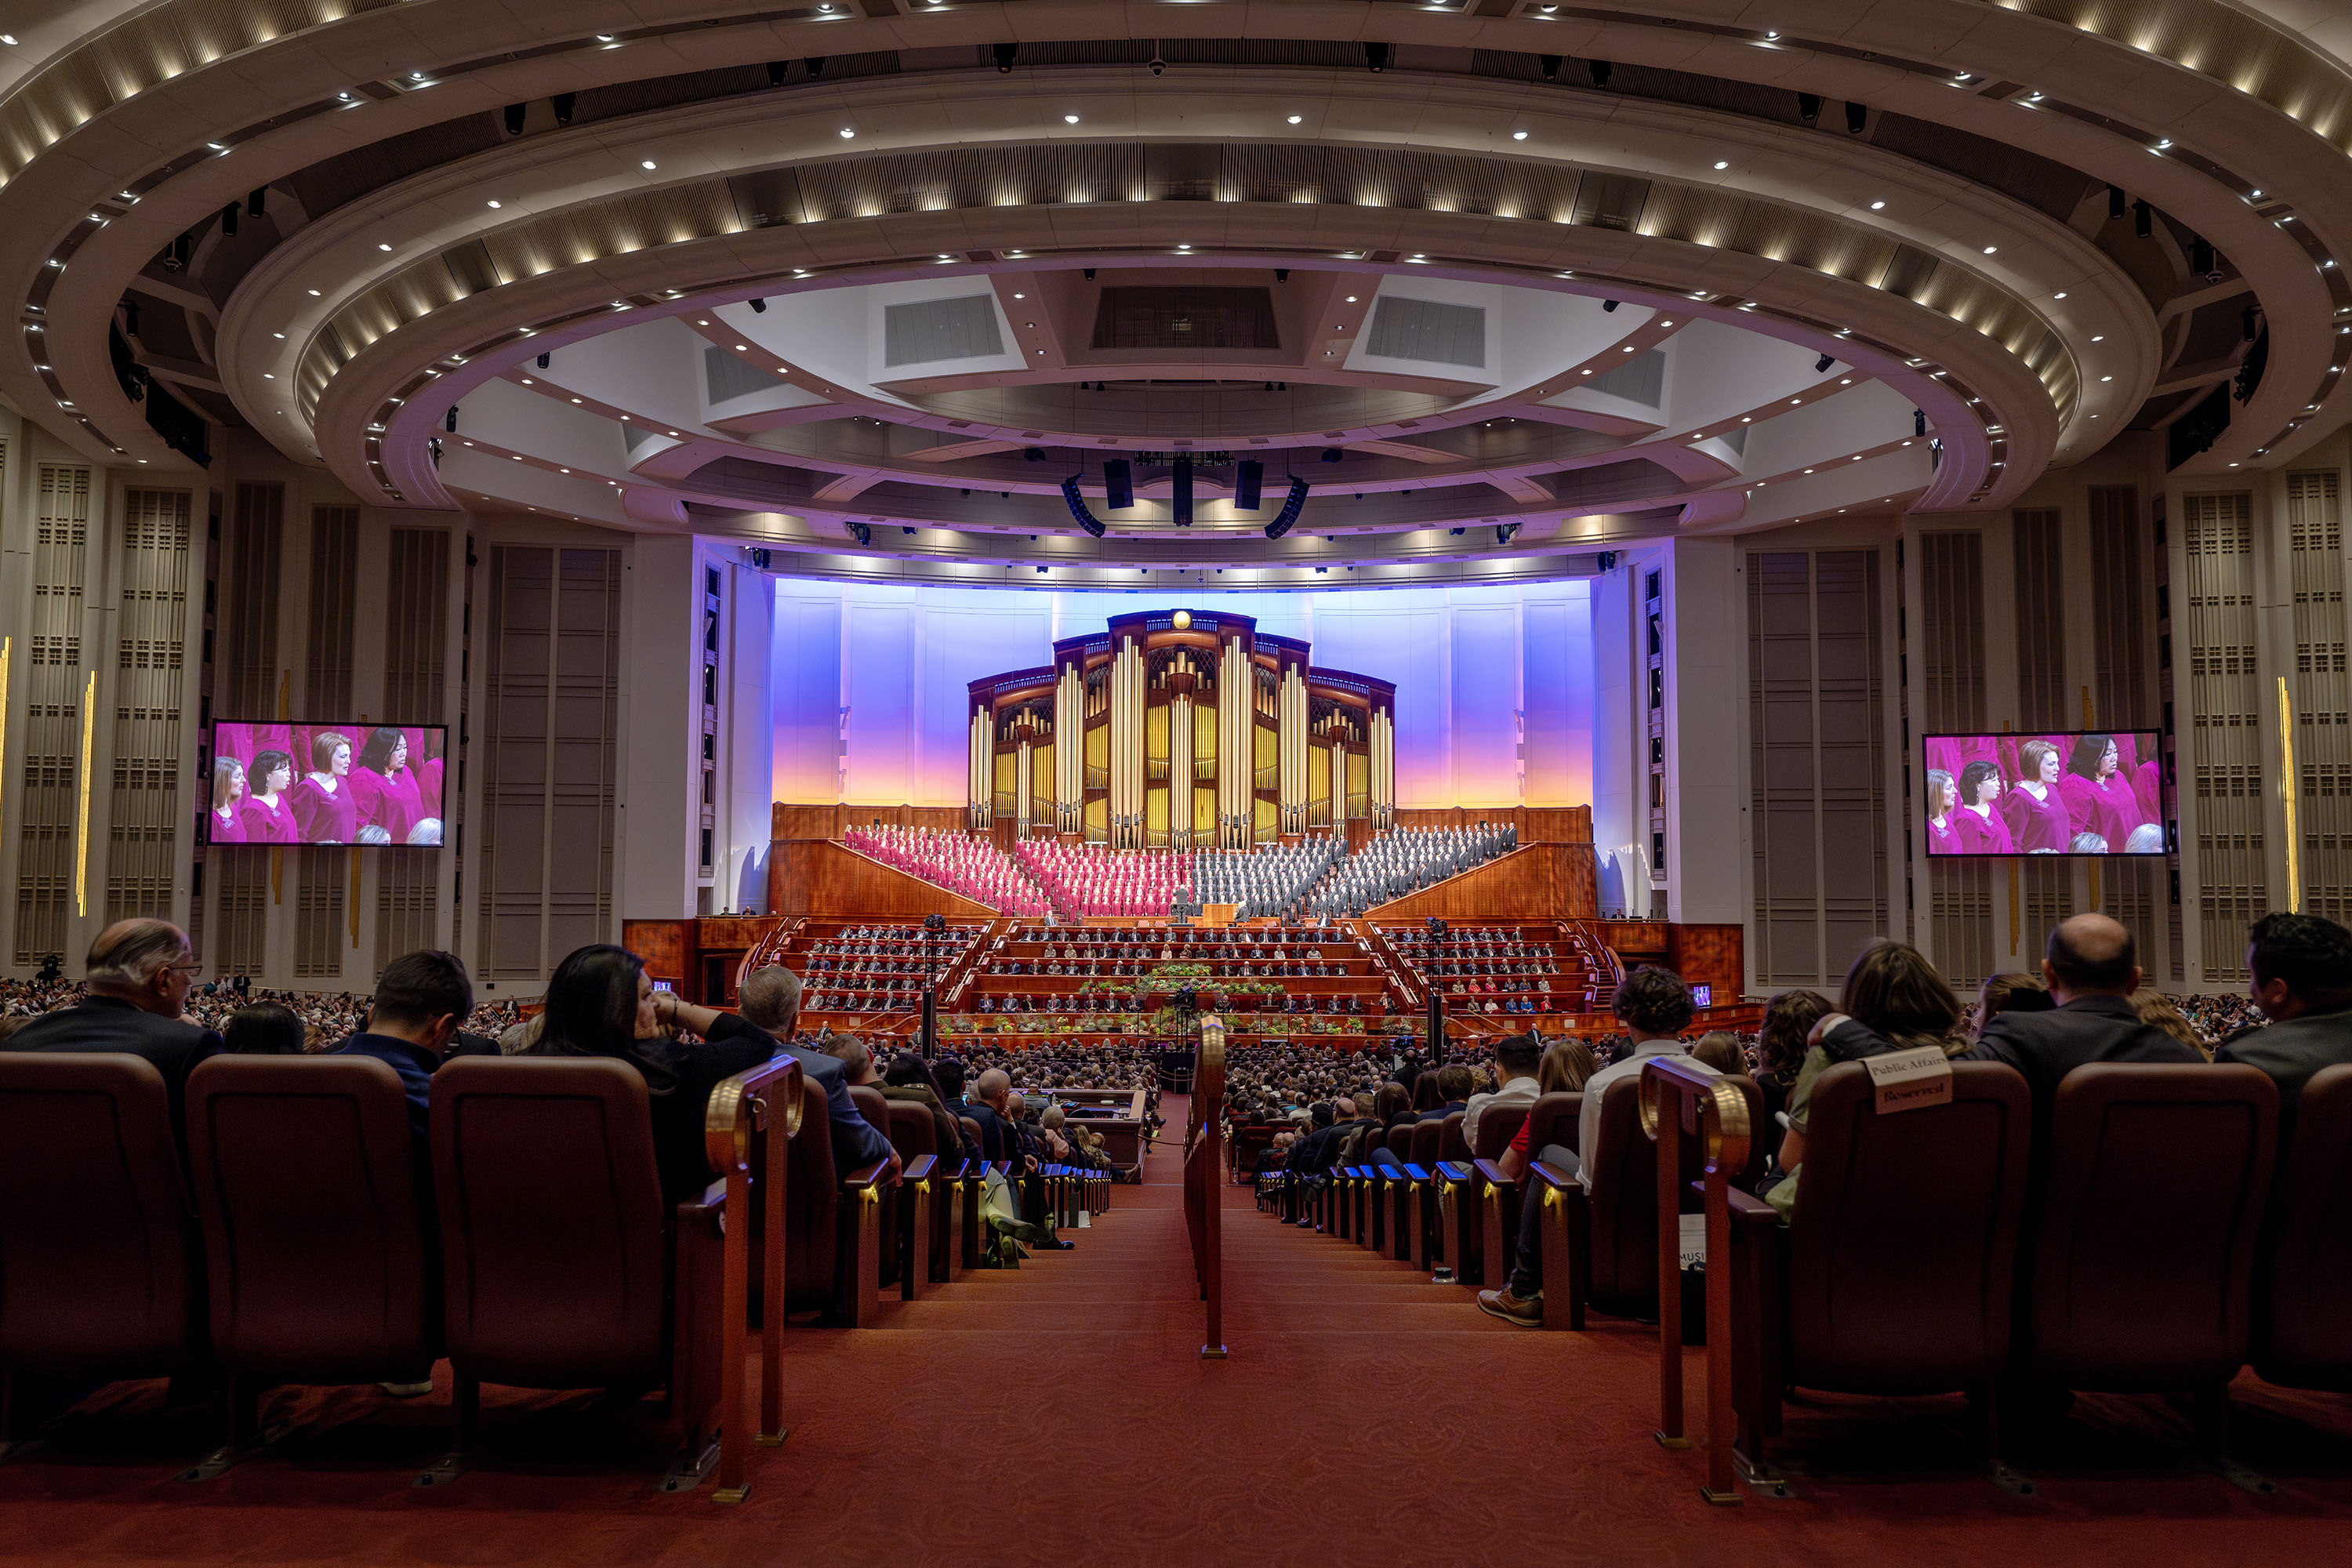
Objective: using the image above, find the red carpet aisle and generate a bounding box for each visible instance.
[4,1094,2352,1566]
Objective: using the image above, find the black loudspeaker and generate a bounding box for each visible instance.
[1235,459,1264,510]
[1104,458,1134,509]
[1172,455,1193,527]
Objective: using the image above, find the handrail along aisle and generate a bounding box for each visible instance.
[1185,1014,1229,1359]
[702,1054,805,1504]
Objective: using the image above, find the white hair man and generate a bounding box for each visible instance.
[2,918,222,1148]
[737,964,898,1185]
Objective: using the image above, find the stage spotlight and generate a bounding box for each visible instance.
[767,61,787,85]
[1797,93,1820,123]
[1320,448,1343,463]
[1149,55,1166,76]
[2108,185,2126,220]
[220,201,238,238]
[1601,299,1619,312]
[1845,100,1867,133]
[1103,459,1134,509]
[807,56,827,78]
[1364,42,1391,72]
[848,521,873,546]
[502,103,525,135]
[246,187,266,219]
[1023,447,1047,462]
[993,42,1018,72]
[1236,459,1264,510]
[1914,408,1927,437]
[1264,477,1311,539]
[1496,521,1521,545]
[445,406,458,433]
[1173,454,1194,526]
[1596,550,1617,572]
[1588,59,1612,87]
[749,297,767,313]
[1061,475,1107,537]
[1275,268,1290,282]
[2191,238,2219,281]
[2244,305,2260,343]
[553,93,575,125]
[1264,381,1275,392]
[1539,54,1562,82]
[1084,267,1096,280]
[2133,199,2152,238]
[163,234,191,271]
[1815,353,1835,373]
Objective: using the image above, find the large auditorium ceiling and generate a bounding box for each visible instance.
[4,1,2348,583]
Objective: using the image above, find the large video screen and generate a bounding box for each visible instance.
[1922,731,2165,857]
[204,723,448,848]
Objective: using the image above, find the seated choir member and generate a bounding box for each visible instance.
[1950,760,2015,854]
[290,730,359,844]
[208,755,249,843]
[239,749,299,844]
[351,727,426,844]
[2001,739,2073,854]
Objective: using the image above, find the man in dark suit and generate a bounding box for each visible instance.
[2216,910,2352,1148]
[738,965,898,1182]
[332,949,474,1150]
[1967,913,2201,1124]
[3,919,219,1148]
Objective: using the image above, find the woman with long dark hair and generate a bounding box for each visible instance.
[2001,739,2072,853]
[240,749,298,844]
[1949,760,2015,853]
[352,726,425,844]
[2060,732,2139,851]
[209,755,249,843]
[1754,987,1833,1134]
[530,944,782,1204]
[290,731,358,844]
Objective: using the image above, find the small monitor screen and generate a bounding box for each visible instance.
[204,722,448,848]
[1922,731,2165,857]
[1690,985,1713,1008]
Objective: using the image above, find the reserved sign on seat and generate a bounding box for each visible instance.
[1864,1045,1955,1114]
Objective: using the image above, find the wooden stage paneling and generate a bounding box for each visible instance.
[1668,923,1746,1006]
[1391,805,1591,844]
[1363,842,1597,923]
[767,837,996,920]
[773,802,967,840]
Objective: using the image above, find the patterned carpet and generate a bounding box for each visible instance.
[3,1097,2350,1566]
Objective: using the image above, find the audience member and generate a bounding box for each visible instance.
[2,919,220,1149]
[327,951,474,1149]
[223,1001,307,1057]
[2216,911,2352,1147]
[737,964,899,1182]
[1690,1032,1744,1075]
[1754,989,1831,1134]
[1963,915,2201,1126]
[1465,1033,1542,1149]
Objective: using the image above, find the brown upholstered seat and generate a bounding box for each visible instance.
[2255,1063,2352,1392]
[428,1057,726,1482]
[2023,1064,2276,1396]
[0,1053,205,1414]
[1446,1102,1530,1287]
[185,1055,439,1388]
[880,1101,943,1297]
[847,1085,898,1290]
[1727,1062,2032,1472]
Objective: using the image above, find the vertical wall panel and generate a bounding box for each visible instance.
[212,851,267,975]
[2088,486,2156,944]
[1919,532,1992,987]
[15,466,89,963]
[221,481,281,718]
[303,504,358,716]
[2013,510,2066,729]
[2288,472,2351,922]
[296,851,345,978]
[106,488,190,924]
[376,527,451,974]
[2183,492,2265,980]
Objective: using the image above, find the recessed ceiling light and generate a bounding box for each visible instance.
[1288,115,1303,125]
[487,199,502,209]
[1870,200,1886,210]
[1982,245,1998,254]
[641,159,657,169]
[840,128,855,138]
[262,373,274,379]
[1514,130,1530,141]
[377,242,393,251]
[1178,244,1192,251]
[1065,114,1080,124]
[735,344,749,350]
[273,332,285,339]
[2091,335,2104,342]
[307,289,321,296]
[1013,292,1025,299]
[2100,374,2113,382]
[1345,296,1358,303]
[1713,160,1728,170]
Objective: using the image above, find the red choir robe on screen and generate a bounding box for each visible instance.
[352,764,425,844]
[418,757,445,819]
[1952,803,2015,854]
[1925,814,1961,855]
[208,804,247,844]
[240,793,298,844]
[2133,758,2162,829]
[290,774,358,844]
[2000,782,2071,854]
[2058,773,2139,852]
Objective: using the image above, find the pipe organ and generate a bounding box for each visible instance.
[966,610,1396,851]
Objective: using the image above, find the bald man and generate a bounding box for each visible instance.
[4,919,221,1151]
[1965,913,2201,1120]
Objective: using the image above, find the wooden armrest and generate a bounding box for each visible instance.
[1436,1161,1472,1181]
[902,1153,938,1182]
[1471,1158,1513,1188]
[695,1176,729,1209]
[1726,1188,1780,1228]
[1526,1160,1577,1192]
[843,1160,891,1191]
[1402,1163,1432,1181]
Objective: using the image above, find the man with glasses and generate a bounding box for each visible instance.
[2,919,223,1152]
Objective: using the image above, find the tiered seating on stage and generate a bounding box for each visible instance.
[1011,840,1191,917]
[1307,822,1517,915]
[777,920,986,1024]
[952,924,1407,1050]
[844,826,1047,914]
[1377,921,1610,1018]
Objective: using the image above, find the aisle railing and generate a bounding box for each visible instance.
[701,1054,806,1504]
[1183,1015,1229,1359]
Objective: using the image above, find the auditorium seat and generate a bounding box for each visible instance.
[183,1055,440,1475]
[2255,1063,2352,1393]
[779,1077,892,1327]
[1443,1102,1528,1288]
[0,1054,205,1450]
[1475,1092,1580,1298]
[1724,1062,2031,1483]
[425,1058,728,1489]
[879,1101,943,1298]
[1526,1076,1690,1332]
[2021,1065,2276,1448]
[848,1086,900,1293]
[1403,1119,1446,1268]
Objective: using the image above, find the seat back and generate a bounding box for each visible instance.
[884,1099,939,1160]
[1438,1111,1470,1162]
[186,1055,436,1384]
[0,1053,201,1377]
[782,1076,840,1313]
[1406,1118,1444,1166]
[959,1116,985,1156]
[430,1057,668,1390]
[2027,1063,2278,1391]
[1471,1103,1527,1161]
[1784,1062,2030,1393]
[1520,1091,1583,1159]
[1582,1076,1707,1316]
[2255,1062,2352,1390]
